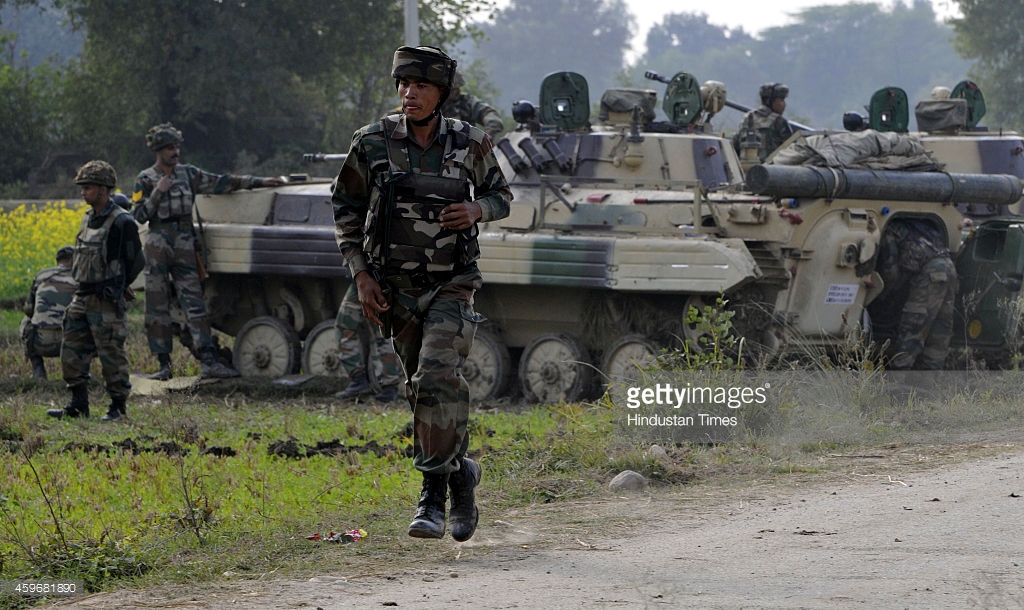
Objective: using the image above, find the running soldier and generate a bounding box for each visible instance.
[332,45,512,542]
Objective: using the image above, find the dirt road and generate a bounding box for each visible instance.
[44,445,1023,609]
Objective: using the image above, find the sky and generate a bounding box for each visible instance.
[606,0,962,61]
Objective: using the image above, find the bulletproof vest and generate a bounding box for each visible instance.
[141,165,194,219]
[742,108,783,162]
[73,206,127,285]
[30,266,76,328]
[374,118,478,274]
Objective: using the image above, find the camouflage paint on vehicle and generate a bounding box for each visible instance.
[158,73,1024,403]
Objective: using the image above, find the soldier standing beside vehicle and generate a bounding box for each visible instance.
[332,45,512,542]
[48,161,145,421]
[732,82,794,163]
[442,70,505,139]
[131,123,284,380]
[21,245,76,378]
[333,282,403,402]
[873,218,958,369]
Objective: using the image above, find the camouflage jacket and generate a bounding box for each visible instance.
[332,113,512,279]
[443,93,504,139]
[876,219,950,296]
[732,105,794,162]
[23,264,76,328]
[131,163,263,224]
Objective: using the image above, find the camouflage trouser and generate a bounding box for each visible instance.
[143,222,213,356]
[891,256,958,370]
[388,270,482,475]
[20,318,63,358]
[61,294,131,398]
[335,283,402,386]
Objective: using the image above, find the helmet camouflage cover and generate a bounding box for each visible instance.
[146,122,183,151]
[391,46,457,90]
[56,245,75,262]
[74,160,117,188]
[759,82,789,105]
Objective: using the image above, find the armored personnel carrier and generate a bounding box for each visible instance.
[182,72,1023,404]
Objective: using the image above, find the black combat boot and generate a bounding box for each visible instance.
[334,373,372,399]
[448,457,482,542]
[143,353,173,380]
[200,348,240,379]
[30,356,47,379]
[373,383,401,403]
[101,395,127,422]
[407,472,449,539]
[47,384,89,419]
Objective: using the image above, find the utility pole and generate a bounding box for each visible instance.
[404,0,419,46]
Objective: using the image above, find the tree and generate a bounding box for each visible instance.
[950,0,1024,130]
[50,0,488,173]
[628,2,970,134]
[465,0,634,117]
[0,34,62,185]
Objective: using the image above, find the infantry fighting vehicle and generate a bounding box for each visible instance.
[181,71,1024,404]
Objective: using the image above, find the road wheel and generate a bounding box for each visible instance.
[464,327,512,402]
[518,333,591,404]
[601,334,658,390]
[233,316,301,377]
[301,319,347,378]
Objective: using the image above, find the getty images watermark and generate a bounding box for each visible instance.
[623,382,769,430]
[614,370,1024,445]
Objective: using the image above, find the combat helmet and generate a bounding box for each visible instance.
[392,46,457,97]
[759,83,789,106]
[74,160,117,188]
[56,245,75,262]
[146,122,183,151]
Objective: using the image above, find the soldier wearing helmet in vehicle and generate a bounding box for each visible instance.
[332,45,512,543]
[732,82,794,163]
[131,123,284,380]
[442,70,505,139]
[48,161,145,421]
[20,245,76,378]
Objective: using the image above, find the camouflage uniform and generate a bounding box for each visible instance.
[443,94,504,139]
[732,83,793,163]
[21,248,76,377]
[335,282,403,398]
[874,218,958,370]
[132,125,269,377]
[334,111,511,473]
[61,190,145,415]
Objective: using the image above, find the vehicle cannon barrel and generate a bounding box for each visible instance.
[745,164,1023,206]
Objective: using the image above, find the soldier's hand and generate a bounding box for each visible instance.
[261,177,285,187]
[156,174,173,192]
[354,271,389,327]
[440,201,482,231]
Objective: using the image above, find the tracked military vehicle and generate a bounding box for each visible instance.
[471,70,1021,402]
[181,71,1023,404]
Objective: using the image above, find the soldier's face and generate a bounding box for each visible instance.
[399,78,442,121]
[80,184,105,206]
[157,143,180,166]
[771,97,787,114]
